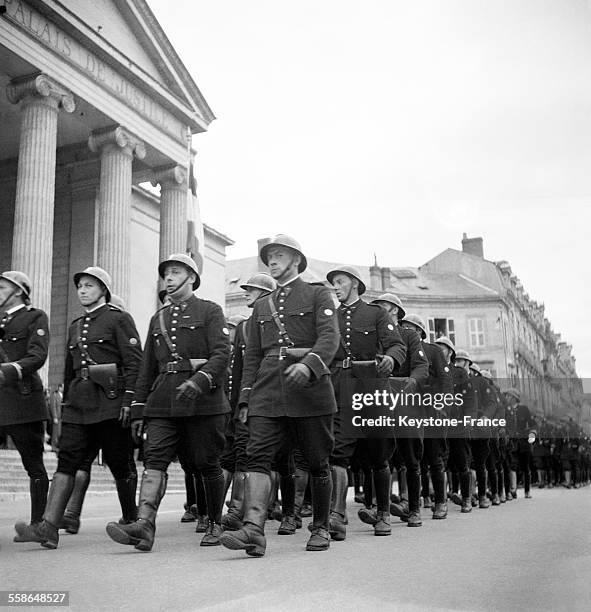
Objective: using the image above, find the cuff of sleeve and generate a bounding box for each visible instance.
[238,387,251,406]
[191,370,213,393]
[0,363,20,384]
[301,353,329,379]
[130,402,145,420]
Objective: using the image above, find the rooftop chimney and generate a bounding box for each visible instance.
[257,237,271,272]
[461,233,484,258]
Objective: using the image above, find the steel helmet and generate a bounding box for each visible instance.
[73,267,112,303]
[259,235,307,273]
[435,335,455,360]
[326,265,366,295]
[480,369,493,380]
[370,293,406,319]
[401,314,427,339]
[240,273,277,293]
[454,349,473,365]
[0,271,32,304]
[227,314,248,328]
[158,253,201,290]
[504,388,521,401]
[470,362,482,375]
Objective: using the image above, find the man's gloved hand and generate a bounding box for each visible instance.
[176,380,201,401]
[284,363,311,389]
[376,355,394,376]
[119,391,134,428]
[238,404,248,424]
[131,419,144,445]
[403,377,417,393]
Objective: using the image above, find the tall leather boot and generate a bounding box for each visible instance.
[60,470,91,534]
[398,467,408,501]
[181,472,197,522]
[14,472,74,549]
[431,470,447,519]
[510,470,518,498]
[421,465,432,508]
[489,469,500,505]
[307,474,332,551]
[563,470,572,489]
[267,471,281,521]
[13,476,50,543]
[222,471,245,531]
[373,467,391,535]
[195,473,209,532]
[293,468,309,529]
[407,468,422,527]
[115,474,138,525]
[106,469,167,551]
[363,467,374,508]
[329,466,348,541]
[200,473,225,546]
[220,471,270,557]
[278,473,297,535]
[460,470,471,513]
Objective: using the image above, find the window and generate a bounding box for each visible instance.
[428,318,456,344]
[469,318,485,348]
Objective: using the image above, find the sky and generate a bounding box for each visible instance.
[150,0,591,379]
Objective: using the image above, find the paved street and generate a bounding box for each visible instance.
[1,487,590,612]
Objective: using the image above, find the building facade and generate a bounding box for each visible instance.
[0,0,231,388]
[226,234,583,420]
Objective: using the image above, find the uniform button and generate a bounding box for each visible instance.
[279,314,284,319]
[171,328,177,332]
[172,344,177,349]
[85,317,90,322]
[171,336,177,340]
[83,344,88,349]
[278,339,283,344]
[279,306,284,311]
[346,342,351,346]
[83,324,89,328]
[81,360,87,366]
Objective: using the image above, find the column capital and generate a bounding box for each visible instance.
[151,164,188,190]
[88,126,146,160]
[6,73,75,113]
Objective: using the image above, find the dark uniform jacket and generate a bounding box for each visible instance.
[330,299,405,409]
[239,277,339,418]
[134,295,230,418]
[63,303,143,425]
[421,342,454,418]
[447,365,474,438]
[392,325,429,384]
[227,318,250,412]
[472,375,498,419]
[0,305,49,426]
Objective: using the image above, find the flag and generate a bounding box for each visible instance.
[186,158,205,275]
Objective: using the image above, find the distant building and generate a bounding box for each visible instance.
[226,234,583,419]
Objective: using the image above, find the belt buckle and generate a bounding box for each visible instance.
[342,357,351,369]
[80,367,89,379]
[166,361,177,373]
[278,346,288,360]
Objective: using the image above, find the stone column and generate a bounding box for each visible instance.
[6,74,75,317]
[152,165,188,262]
[88,127,145,304]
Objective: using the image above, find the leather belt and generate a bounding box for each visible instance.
[159,361,194,374]
[76,367,90,380]
[265,347,290,358]
[332,357,353,369]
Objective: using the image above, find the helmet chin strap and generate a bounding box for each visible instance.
[168,274,191,301]
[0,287,19,311]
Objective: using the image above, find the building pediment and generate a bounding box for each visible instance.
[12,0,214,132]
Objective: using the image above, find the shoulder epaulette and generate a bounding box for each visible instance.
[107,304,122,312]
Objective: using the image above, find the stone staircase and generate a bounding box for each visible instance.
[0,450,187,500]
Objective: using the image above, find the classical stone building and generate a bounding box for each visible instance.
[0,0,232,388]
[226,234,583,419]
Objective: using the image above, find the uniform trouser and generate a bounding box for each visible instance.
[3,421,47,479]
[331,407,395,471]
[448,437,471,499]
[245,415,333,478]
[422,437,446,504]
[57,419,135,479]
[512,439,532,493]
[220,414,250,473]
[486,438,500,496]
[144,415,226,478]
[395,435,423,512]
[470,438,490,498]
